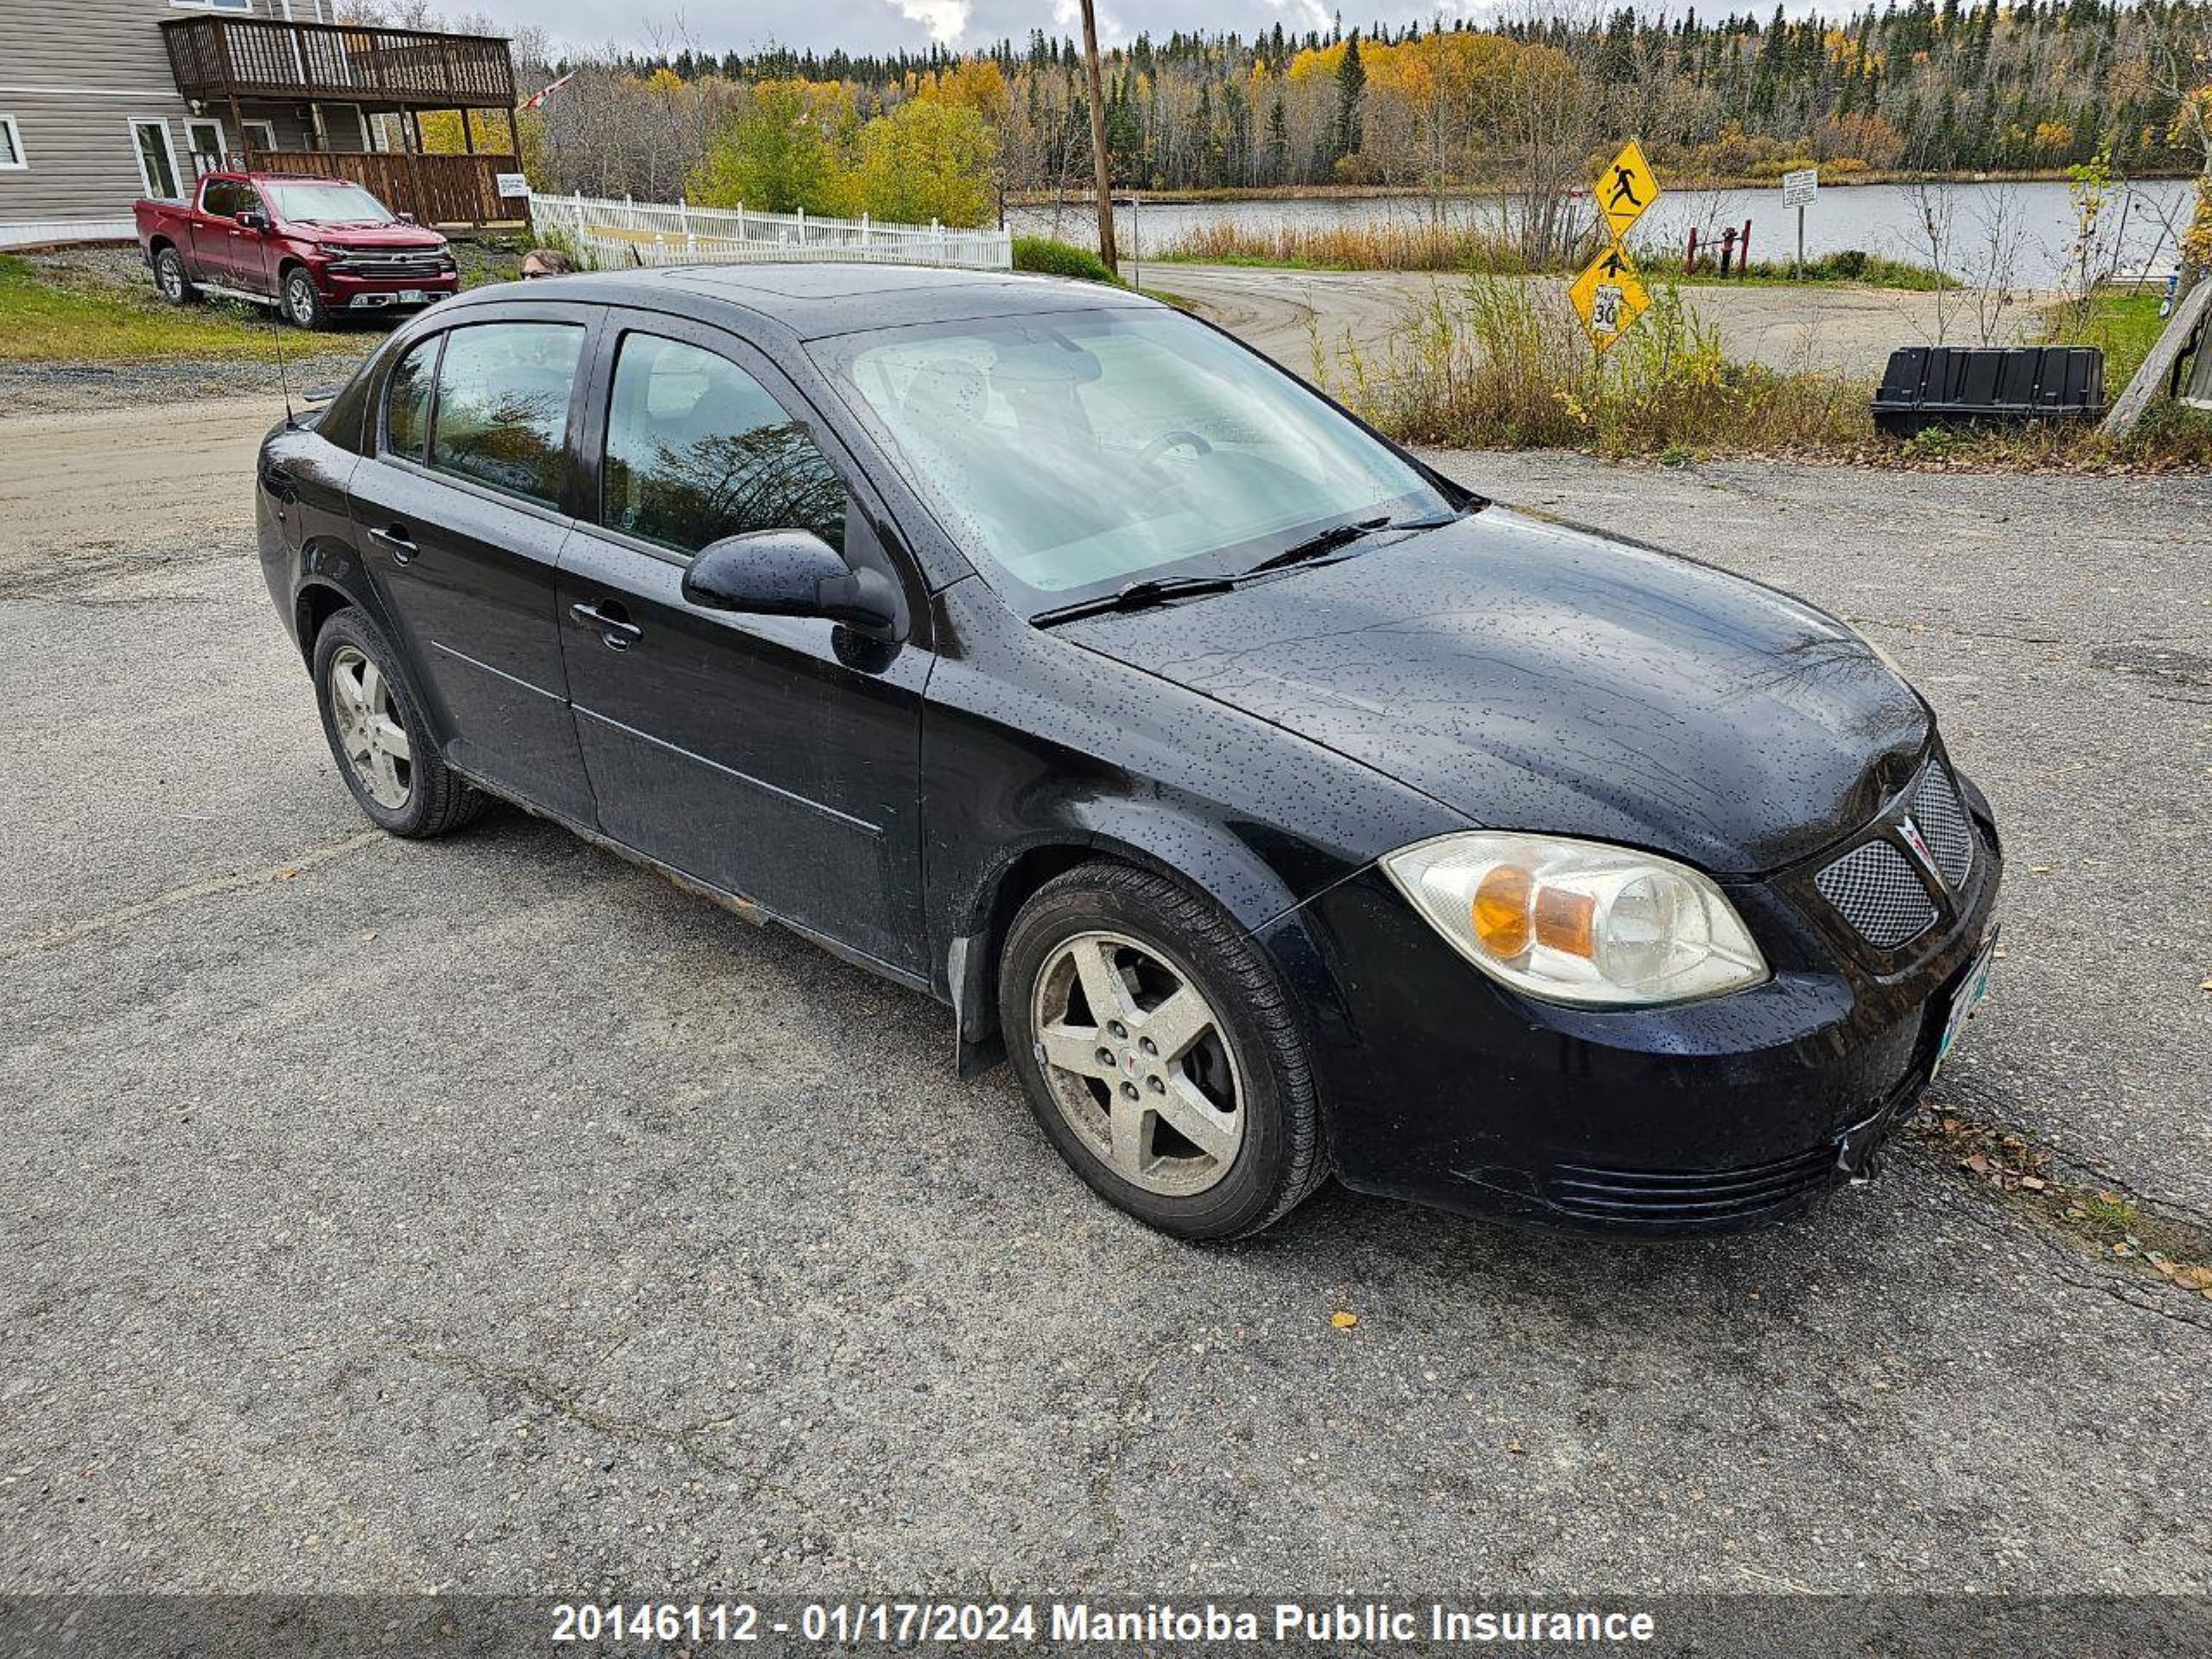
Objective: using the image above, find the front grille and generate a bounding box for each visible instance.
[1548,1143,1834,1224]
[1815,839,1936,947]
[1908,764,1975,887]
[334,251,447,278]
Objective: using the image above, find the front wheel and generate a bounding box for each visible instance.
[999,861,1328,1240]
[153,246,197,306]
[282,267,329,330]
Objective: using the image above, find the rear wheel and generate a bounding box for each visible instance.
[1000,861,1328,1240]
[311,609,486,838]
[153,246,197,306]
[282,267,329,330]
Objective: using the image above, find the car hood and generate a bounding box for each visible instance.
[296,222,447,251]
[1057,505,1930,877]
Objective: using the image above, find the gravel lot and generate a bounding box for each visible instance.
[2,365,2209,1605]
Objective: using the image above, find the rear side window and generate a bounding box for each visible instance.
[429,322,585,508]
[383,336,437,461]
[601,332,846,556]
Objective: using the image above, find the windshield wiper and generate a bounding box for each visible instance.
[1030,508,1472,629]
[1030,573,1242,627]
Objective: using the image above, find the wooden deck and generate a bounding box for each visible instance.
[162,16,514,110]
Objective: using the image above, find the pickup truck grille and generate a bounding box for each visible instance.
[330,250,448,278]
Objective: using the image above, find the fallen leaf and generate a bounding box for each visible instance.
[361,931,378,943]
[2172,1265,2212,1292]
[1963,1153,1993,1176]
[1504,1439,1525,1454]
[2019,1175,2047,1192]
[1330,1310,1357,1330]
[276,869,298,882]
[2200,979,2212,993]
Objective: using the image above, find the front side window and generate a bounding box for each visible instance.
[383,336,438,461]
[602,333,846,556]
[822,307,1449,610]
[200,177,240,219]
[427,323,585,508]
[0,117,26,171]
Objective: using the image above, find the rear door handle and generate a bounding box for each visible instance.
[367,524,416,565]
[570,599,644,650]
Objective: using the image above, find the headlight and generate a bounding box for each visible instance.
[315,243,355,259]
[1381,832,1767,1007]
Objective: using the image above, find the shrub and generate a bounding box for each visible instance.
[1012,237,1122,285]
[849,99,996,229]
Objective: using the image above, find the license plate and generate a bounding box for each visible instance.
[397,289,425,304]
[1932,926,1998,1076]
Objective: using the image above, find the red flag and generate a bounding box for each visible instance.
[522,70,575,111]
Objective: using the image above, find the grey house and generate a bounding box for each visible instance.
[0,0,518,249]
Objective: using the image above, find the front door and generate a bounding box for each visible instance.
[347,308,598,823]
[555,316,930,975]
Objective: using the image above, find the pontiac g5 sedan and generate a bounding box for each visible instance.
[255,264,2000,1240]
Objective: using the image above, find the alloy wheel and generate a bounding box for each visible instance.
[159,253,184,299]
[288,276,316,325]
[1030,930,1244,1197]
[327,645,412,810]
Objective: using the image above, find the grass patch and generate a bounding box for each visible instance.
[0,251,274,363]
[1012,235,1123,286]
[1681,250,1958,290]
[1307,272,2212,468]
[2041,287,2168,391]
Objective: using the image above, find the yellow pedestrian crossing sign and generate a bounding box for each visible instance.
[1597,139,1660,238]
[1569,239,1650,353]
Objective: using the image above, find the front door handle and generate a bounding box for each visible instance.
[367,524,417,565]
[570,599,644,651]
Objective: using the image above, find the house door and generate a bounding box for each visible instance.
[130,118,181,199]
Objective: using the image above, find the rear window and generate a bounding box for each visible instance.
[383,336,437,461]
[426,323,584,508]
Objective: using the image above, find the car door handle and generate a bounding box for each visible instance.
[367,524,416,565]
[570,600,644,650]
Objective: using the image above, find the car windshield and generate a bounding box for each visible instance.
[820,307,1452,610]
[265,182,397,225]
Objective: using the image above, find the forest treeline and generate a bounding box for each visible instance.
[342,0,2211,249]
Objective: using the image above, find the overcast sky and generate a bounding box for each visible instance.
[475,1,1806,62]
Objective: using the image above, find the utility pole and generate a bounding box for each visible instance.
[1078,0,1118,272]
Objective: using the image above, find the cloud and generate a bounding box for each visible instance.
[893,0,972,43]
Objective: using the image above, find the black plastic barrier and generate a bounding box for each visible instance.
[1872,345,2105,436]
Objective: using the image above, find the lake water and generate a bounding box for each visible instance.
[1011,178,2197,290]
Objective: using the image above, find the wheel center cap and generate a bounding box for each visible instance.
[1122,1051,1141,1077]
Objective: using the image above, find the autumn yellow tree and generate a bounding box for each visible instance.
[850,98,998,227]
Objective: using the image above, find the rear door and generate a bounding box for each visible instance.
[554,311,931,975]
[346,303,599,823]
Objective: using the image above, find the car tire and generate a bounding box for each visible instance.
[311,608,486,839]
[282,267,329,330]
[153,246,197,306]
[999,861,1328,1240]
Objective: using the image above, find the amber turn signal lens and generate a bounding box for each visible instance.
[1471,865,1534,957]
[1534,885,1597,958]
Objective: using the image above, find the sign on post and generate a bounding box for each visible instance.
[1576,141,1662,353]
[1597,141,1660,240]
[495,173,531,200]
[1781,167,1816,276]
[1569,241,1651,353]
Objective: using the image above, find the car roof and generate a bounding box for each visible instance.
[443,261,1159,343]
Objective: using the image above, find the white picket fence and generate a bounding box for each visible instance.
[529,193,1012,271]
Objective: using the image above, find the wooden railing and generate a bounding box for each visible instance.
[163,16,513,109]
[249,150,524,228]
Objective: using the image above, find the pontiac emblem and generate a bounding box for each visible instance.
[1897,816,1942,886]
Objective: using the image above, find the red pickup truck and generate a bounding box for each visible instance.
[136,170,459,329]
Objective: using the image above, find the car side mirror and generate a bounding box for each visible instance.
[397,212,418,226]
[681,530,898,633]
[236,209,269,232]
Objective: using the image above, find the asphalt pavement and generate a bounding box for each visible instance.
[2,381,2209,1600]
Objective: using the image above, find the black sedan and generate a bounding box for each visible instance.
[255,263,2000,1239]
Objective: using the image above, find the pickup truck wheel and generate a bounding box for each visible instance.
[283,268,329,330]
[154,247,197,306]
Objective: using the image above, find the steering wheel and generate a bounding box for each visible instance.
[1134,429,1214,472]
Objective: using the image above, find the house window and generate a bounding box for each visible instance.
[185,119,228,176]
[0,116,25,171]
[243,119,278,156]
[130,118,181,199]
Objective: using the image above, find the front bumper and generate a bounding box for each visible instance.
[321,267,458,308]
[1258,766,2001,1235]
